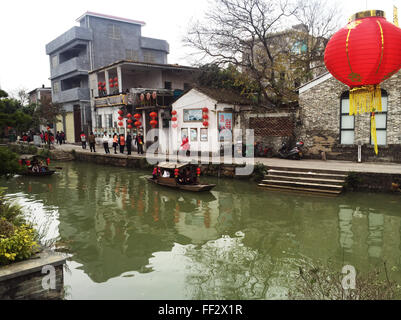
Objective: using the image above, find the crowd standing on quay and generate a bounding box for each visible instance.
[82,131,145,156]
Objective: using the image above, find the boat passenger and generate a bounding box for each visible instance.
[162,170,170,178]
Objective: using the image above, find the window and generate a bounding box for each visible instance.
[97,115,102,128]
[53,81,60,94]
[107,114,113,128]
[164,81,172,90]
[108,24,120,40]
[190,128,198,142]
[125,49,138,61]
[340,93,354,144]
[143,49,155,63]
[371,91,388,146]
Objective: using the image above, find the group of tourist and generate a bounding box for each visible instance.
[152,167,195,185]
[55,131,66,145]
[82,131,145,155]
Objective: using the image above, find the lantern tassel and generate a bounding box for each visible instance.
[349,85,382,116]
[371,112,378,155]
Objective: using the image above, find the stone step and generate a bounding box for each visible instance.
[267,166,348,176]
[258,184,342,196]
[266,169,347,180]
[266,174,345,185]
[261,179,343,190]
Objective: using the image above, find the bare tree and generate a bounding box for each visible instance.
[184,0,342,107]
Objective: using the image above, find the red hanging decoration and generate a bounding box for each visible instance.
[171,116,177,122]
[202,114,209,120]
[203,121,209,127]
[110,83,114,88]
[114,77,118,82]
[118,121,124,127]
[172,123,178,129]
[174,168,179,178]
[26,160,31,166]
[118,110,124,115]
[134,113,141,120]
[196,167,201,177]
[150,120,158,128]
[171,110,177,115]
[127,124,133,129]
[134,121,142,127]
[46,158,50,165]
[127,119,133,124]
[324,10,401,155]
[127,113,132,118]
[118,116,123,121]
[149,112,158,119]
[202,107,209,113]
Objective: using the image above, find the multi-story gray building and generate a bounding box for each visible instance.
[45,11,169,142]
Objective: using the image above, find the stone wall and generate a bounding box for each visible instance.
[298,71,401,162]
[0,251,67,300]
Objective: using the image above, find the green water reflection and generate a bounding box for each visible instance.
[1,161,401,299]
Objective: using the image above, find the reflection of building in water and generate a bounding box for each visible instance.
[338,205,354,253]
[367,211,384,259]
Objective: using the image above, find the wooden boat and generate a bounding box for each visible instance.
[147,162,216,192]
[19,154,56,177]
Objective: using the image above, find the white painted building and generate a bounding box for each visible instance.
[169,88,251,155]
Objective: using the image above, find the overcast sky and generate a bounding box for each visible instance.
[0,0,399,95]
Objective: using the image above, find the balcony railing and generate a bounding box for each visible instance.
[51,57,90,79]
[46,27,93,55]
[53,88,90,103]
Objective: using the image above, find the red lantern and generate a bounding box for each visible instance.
[134,113,141,120]
[110,83,114,88]
[118,116,123,121]
[150,120,158,128]
[174,168,179,178]
[134,121,142,127]
[103,82,106,86]
[127,124,133,129]
[118,121,124,127]
[98,81,102,85]
[152,91,157,99]
[98,87,102,91]
[203,121,209,127]
[171,116,177,122]
[172,123,178,129]
[118,110,124,115]
[127,113,132,118]
[202,107,208,113]
[127,119,133,124]
[114,77,118,82]
[196,167,201,176]
[171,110,177,115]
[324,10,401,155]
[202,114,209,120]
[149,112,158,119]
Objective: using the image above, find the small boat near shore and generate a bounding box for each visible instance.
[19,155,56,177]
[146,162,216,192]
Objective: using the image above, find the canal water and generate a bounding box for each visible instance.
[1,161,401,299]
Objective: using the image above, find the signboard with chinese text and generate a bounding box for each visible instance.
[218,112,233,142]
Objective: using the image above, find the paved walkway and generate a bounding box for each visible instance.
[53,143,401,175]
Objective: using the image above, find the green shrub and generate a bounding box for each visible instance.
[27,145,38,154]
[0,188,26,226]
[0,147,22,178]
[251,162,268,182]
[0,224,39,265]
[38,148,51,158]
